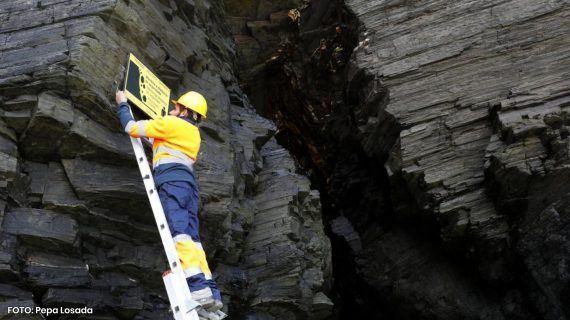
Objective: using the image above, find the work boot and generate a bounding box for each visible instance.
[207,300,223,312]
[197,308,221,320]
[191,287,215,309]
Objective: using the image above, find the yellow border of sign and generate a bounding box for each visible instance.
[124,53,171,120]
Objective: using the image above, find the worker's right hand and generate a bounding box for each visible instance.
[116,90,128,105]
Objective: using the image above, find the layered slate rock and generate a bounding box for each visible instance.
[23,252,90,288]
[60,159,151,223]
[0,233,18,281]
[59,109,135,166]
[0,95,36,136]
[42,162,88,214]
[344,0,570,317]
[224,0,302,110]
[42,288,117,309]
[19,92,74,161]
[208,101,275,269]
[347,0,568,252]
[2,208,78,252]
[242,138,332,319]
[21,161,48,205]
[228,0,570,318]
[0,0,330,318]
[0,119,19,182]
[485,120,570,318]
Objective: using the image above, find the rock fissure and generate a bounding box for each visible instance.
[226,0,570,319]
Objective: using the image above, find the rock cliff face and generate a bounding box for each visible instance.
[1,0,569,319]
[0,1,331,319]
[349,1,569,319]
[227,0,570,319]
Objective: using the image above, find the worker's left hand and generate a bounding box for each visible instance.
[116,90,127,105]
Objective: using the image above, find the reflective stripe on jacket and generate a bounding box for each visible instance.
[117,102,200,183]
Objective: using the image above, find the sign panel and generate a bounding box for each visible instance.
[124,53,170,119]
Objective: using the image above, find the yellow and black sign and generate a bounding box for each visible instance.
[124,53,170,119]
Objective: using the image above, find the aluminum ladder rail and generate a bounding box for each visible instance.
[128,133,200,320]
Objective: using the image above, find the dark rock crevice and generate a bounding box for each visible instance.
[224,0,405,317]
[225,0,570,319]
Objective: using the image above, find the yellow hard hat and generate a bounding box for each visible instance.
[171,91,208,119]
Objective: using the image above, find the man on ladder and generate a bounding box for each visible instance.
[115,90,223,315]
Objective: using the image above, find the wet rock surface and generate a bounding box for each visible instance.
[0,0,330,319]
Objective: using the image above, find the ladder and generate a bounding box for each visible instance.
[128,130,227,320]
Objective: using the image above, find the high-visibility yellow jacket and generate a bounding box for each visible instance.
[117,102,200,186]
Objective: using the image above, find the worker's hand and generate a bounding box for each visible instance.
[116,90,127,105]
